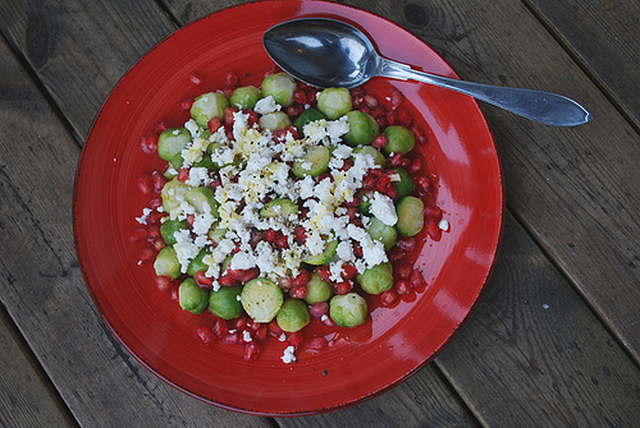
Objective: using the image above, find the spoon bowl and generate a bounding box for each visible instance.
[264,18,591,126]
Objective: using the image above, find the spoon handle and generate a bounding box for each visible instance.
[379,59,591,127]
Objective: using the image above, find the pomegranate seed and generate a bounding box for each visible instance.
[289,331,304,348]
[224,107,238,126]
[341,158,354,171]
[309,302,329,319]
[334,280,354,295]
[290,285,307,299]
[293,89,307,104]
[278,276,293,291]
[318,172,333,182]
[129,228,147,243]
[240,267,260,284]
[353,242,363,258]
[234,315,248,330]
[218,275,239,287]
[177,168,189,182]
[153,121,168,134]
[388,153,405,168]
[246,110,259,124]
[137,174,153,194]
[170,284,179,301]
[149,197,162,209]
[342,197,361,208]
[275,233,289,249]
[424,206,443,221]
[138,247,154,264]
[294,226,307,244]
[225,125,234,141]
[360,106,371,115]
[189,72,204,86]
[221,331,240,345]
[350,87,365,98]
[388,247,407,262]
[396,238,416,252]
[386,110,398,125]
[341,263,358,280]
[410,269,427,289]
[268,320,283,336]
[147,211,165,225]
[315,265,332,282]
[147,226,161,240]
[292,270,311,288]
[255,325,268,341]
[364,94,379,107]
[264,228,277,243]
[427,220,442,241]
[185,214,195,228]
[196,327,215,346]
[416,176,432,194]
[179,99,194,112]
[390,88,404,107]
[321,315,335,328]
[152,171,167,193]
[305,89,317,104]
[371,105,385,118]
[263,66,279,77]
[139,134,158,154]
[155,276,172,292]
[225,71,238,87]
[397,108,413,127]
[226,269,245,282]
[208,117,223,132]
[381,289,399,306]
[153,239,166,251]
[396,264,412,280]
[409,157,423,174]
[286,105,302,118]
[212,318,228,337]
[194,271,213,288]
[352,95,365,107]
[396,280,412,295]
[307,337,328,351]
[412,125,427,144]
[244,342,260,361]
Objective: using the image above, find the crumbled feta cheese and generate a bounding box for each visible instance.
[135,207,152,225]
[439,219,450,231]
[243,330,252,342]
[281,345,296,364]
[254,95,281,115]
[370,192,398,226]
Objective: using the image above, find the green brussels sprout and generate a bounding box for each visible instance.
[161,178,189,212]
[353,145,386,167]
[261,72,296,107]
[303,239,338,265]
[158,128,191,161]
[358,191,373,215]
[294,108,326,134]
[276,298,311,332]
[292,145,330,178]
[304,274,333,304]
[329,293,368,327]
[190,92,229,127]
[208,227,227,244]
[241,278,284,323]
[357,262,394,295]
[316,87,352,120]
[160,219,189,246]
[230,86,262,110]
[396,196,425,237]
[186,249,210,277]
[209,285,242,320]
[259,198,298,219]
[168,152,185,170]
[391,168,415,198]
[343,110,379,146]
[383,126,415,155]
[153,246,181,279]
[185,186,219,216]
[259,111,292,131]
[178,278,209,314]
[367,217,397,250]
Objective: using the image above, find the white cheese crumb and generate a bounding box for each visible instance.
[281,345,297,364]
[135,207,152,225]
[370,192,398,226]
[439,219,450,231]
[243,330,253,342]
[278,333,287,342]
[254,95,281,115]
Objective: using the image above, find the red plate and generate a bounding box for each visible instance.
[73,0,503,416]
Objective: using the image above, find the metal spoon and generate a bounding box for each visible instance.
[263,18,591,127]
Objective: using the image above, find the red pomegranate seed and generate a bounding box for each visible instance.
[137,174,153,194]
[305,88,317,104]
[245,109,259,124]
[147,211,165,225]
[278,276,293,291]
[352,95,365,107]
[225,125,235,141]
[221,331,240,345]
[389,88,404,107]
[380,289,399,306]
[196,327,215,346]
[353,242,363,258]
[307,337,328,351]
[153,239,166,251]
[276,233,289,249]
[268,320,283,336]
[240,267,260,284]
[286,105,302,118]
[334,280,354,295]
[265,228,277,242]
[152,171,167,193]
[292,270,312,288]
[289,331,304,348]
[321,315,335,328]
[415,176,432,194]
[139,134,158,154]
[341,263,358,279]
[364,94,379,108]
[388,153,405,168]
[290,285,308,299]
[315,265,332,282]
[225,71,238,87]
[155,276,172,292]
[409,157,423,174]
[386,110,398,126]
[189,72,204,86]
[185,214,195,228]
[341,158,354,171]
[224,107,238,126]
[255,325,268,341]
[194,271,213,288]
[388,247,407,262]
[153,121,168,134]
[293,89,307,104]
[263,66,279,77]
[294,226,307,244]
[427,220,442,241]
[244,342,260,361]
[149,197,162,209]
[410,269,427,289]
[129,228,147,243]
[226,269,245,282]
[234,315,248,330]
[395,280,412,295]
[208,116,222,132]
[177,168,189,182]
[219,275,239,287]
[424,206,443,221]
[396,264,412,280]
[399,157,411,168]
[179,99,194,112]
[396,238,416,252]
[138,247,154,265]
[397,108,413,127]
[309,302,329,319]
[213,318,228,337]
[147,226,161,240]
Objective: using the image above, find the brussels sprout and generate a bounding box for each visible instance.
[160,219,189,246]
[316,87,352,120]
[353,145,386,167]
[208,227,227,244]
[304,274,333,304]
[329,293,368,327]
[153,246,181,279]
[190,92,229,127]
[185,186,219,216]
[396,196,425,237]
[292,145,330,178]
[343,110,379,146]
[259,198,298,219]
[276,298,311,333]
[161,178,189,212]
[241,278,283,323]
[230,86,261,110]
[303,239,338,265]
[168,153,185,170]
[261,72,296,107]
[358,191,373,215]
[367,217,397,250]
[383,126,415,155]
[357,262,394,295]
[178,278,209,314]
[391,168,415,198]
[186,249,210,277]
[158,128,191,161]
[209,285,242,320]
[259,111,292,131]
[294,108,326,134]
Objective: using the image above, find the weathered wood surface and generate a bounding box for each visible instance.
[0,0,639,426]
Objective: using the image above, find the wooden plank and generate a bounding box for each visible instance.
[0,36,270,427]
[436,214,640,426]
[524,0,640,128]
[0,307,76,427]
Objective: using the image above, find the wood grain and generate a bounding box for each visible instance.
[0,36,270,427]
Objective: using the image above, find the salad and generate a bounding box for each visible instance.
[133,69,448,363]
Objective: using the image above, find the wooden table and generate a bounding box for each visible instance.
[1,0,639,426]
